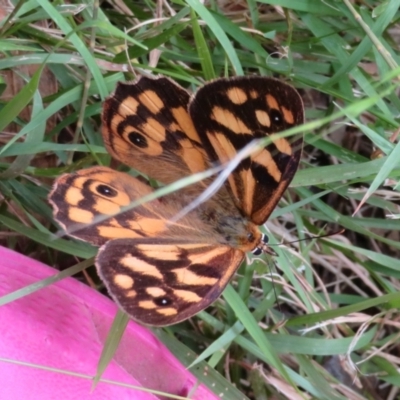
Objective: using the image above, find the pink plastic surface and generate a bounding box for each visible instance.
[0,246,217,399]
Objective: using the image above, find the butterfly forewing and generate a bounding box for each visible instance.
[97,239,244,326]
[189,77,304,225]
[102,77,209,184]
[49,167,172,246]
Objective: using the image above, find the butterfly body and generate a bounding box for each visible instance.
[50,76,304,326]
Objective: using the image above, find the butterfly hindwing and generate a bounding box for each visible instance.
[102,77,209,184]
[189,77,304,225]
[97,239,244,326]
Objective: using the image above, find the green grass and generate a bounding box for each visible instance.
[1,0,400,399]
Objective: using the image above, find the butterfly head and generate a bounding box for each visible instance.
[234,223,275,256]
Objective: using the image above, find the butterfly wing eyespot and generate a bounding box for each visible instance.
[96,238,245,326]
[189,76,304,226]
[101,76,209,184]
[95,184,118,197]
[127,131,148,148]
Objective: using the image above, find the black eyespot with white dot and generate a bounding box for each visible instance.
[96,184,118,197]
[154,297,172,307]
[270,109,283,125]
[128,131,148,148]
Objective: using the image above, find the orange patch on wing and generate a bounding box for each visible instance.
[206,131,239,199]
[228,175,239,201]
[187,246,229,265]
[73,177,88,189]
[156,307,178,316]
[266,94,279,110]
[118,97,140,117]
[109,113,124,132]
[97,225,143,239]
[174,289,201,303]
[170,106,201,143]
[281,106,294,124]
[226,87,248,104]
[138,90,164,114]
[206,131,236,163]
[211,106,252,134]
[255,110,271,127]
[252,149,281,182]
[146,287,167,297]
[68,207,93,224]
[136,244,181,260]
[239,169,255,216]
[273,137,292,155]
[142,118,166,142]
[172,267,218,286]
[65,187,84,206]
[139,300,157,309]
[93,198,122,215]
[121,256,163,279]
[114,274,134,289]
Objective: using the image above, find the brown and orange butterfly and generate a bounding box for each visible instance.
[49,76,304,326]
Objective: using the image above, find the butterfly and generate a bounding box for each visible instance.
[49,76,304,326]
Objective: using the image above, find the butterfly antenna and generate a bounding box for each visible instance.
[270,228,345,247]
